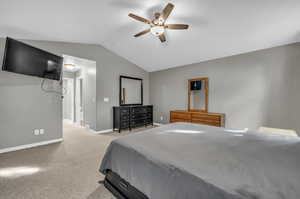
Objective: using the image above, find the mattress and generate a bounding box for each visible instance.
[100,123,300,199]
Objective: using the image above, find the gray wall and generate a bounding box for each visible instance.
[22,40,149,131]
[150,43,300,135]
[0,38,149,150]
[0,40,63,150]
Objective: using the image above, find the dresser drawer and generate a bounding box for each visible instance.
[131,113,147,120]
[191,113,220,121]
[146,106,153,112]
[120,121,129,128]
[131,107,147,114]
[131,119,145,127]
[145,118,153,125]
[171,112,191,120]
[170,118,191,123]
[146,114,153,119]
[120,108,130,115]
[120,115,129,121]
[191,119,220,127]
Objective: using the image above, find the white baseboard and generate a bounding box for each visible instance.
[88,128,96,133]
[154,122,163,126]
[94,129,113,134]
[0,138,63,154]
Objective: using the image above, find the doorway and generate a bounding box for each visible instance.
[62,55,97,131]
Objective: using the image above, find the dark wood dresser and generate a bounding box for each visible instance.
[170,110,225,127]
[113,105,153,132]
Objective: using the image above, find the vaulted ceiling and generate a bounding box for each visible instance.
[1,0,300,72]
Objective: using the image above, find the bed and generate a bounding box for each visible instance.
[99,122,300,199]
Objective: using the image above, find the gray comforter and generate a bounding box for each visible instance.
[100,123,300,199]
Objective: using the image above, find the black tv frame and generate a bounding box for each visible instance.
[2,37,63,81]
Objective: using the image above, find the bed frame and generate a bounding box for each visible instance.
[101,170,149,199]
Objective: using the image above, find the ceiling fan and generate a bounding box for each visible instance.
[128,3,189,43]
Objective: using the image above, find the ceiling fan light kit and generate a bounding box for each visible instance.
[150,26,165,36]
[129,3,189,43]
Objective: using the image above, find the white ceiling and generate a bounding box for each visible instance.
[1,0,300,72]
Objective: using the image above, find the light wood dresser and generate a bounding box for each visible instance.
[170,78,226,127]
[170,110,225,127]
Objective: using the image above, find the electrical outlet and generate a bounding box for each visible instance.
[160,116,164,121]
[34,129,39,136]
[104,97,109,102]
[40,129,45,135]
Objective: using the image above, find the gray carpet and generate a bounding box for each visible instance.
[0,123,153,199]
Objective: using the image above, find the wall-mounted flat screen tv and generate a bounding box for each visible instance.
[2,37,63,81]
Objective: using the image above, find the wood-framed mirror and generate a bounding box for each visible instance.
[119,75,143,106]
[188,78,209,112]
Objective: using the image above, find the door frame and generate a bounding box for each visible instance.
[63,77,75,123]
[75,76,84,126]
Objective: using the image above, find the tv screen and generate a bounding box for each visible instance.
[2,37,62,81]
[191,80,202,90]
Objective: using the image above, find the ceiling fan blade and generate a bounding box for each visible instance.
[158,34,166,43]
[128,13,151,24]
[162,3,174,21]
[166,24,189,30]
[134,29,150,37]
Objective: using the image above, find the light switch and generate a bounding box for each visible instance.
[40,129,45,135]
[104,97,109,102]
[34,129,39,136]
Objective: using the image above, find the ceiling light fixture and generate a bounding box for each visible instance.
[64,64,75,70]
[128,3,189,43]
[150,26,165,36]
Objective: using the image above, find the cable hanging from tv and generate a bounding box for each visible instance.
[41,78,66,95]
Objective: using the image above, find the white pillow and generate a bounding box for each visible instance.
[258,127,298,137]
